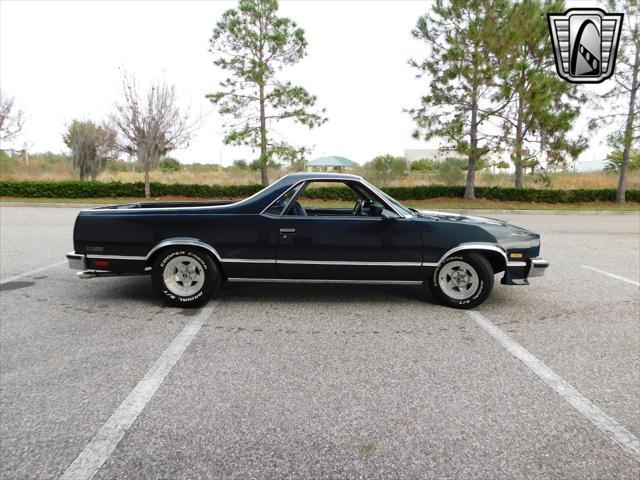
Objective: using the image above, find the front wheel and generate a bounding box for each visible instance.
[429,253,494,309]
[151,247,220,308]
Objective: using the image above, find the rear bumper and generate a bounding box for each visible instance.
[66,252,86,270]
[66,253,147,279]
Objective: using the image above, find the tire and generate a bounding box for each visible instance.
[151,247,220,308]
[429,253,494,309]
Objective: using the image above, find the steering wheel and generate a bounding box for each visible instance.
[291,201,307,216]
[352,199,364,216]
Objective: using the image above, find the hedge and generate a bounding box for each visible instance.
[0,180,638,203]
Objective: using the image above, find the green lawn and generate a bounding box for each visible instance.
[2,196,639,211]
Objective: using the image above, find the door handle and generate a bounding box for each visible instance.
[280,228,296,233]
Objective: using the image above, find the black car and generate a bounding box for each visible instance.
[66,173,548,309]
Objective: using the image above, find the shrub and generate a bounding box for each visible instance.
[159,157,181,172]
[365,154,407,185]
[410,158,437,172]
[0,179,638,203]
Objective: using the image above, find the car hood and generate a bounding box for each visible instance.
[417,210,541,253]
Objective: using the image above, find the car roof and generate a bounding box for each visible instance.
[278,172,363,184]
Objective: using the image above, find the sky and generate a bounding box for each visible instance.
[0,0,616,167]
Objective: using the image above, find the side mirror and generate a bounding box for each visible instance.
[369,204,383,217]
[369,204,396,219]
[381,209,396,220]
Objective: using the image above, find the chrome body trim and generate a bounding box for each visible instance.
[277,259,422,267]
[66,252,86,270]
[70,242,515,272]
[86,254,146,261]
[227,278,422,285]
[436,244,508,266]
[529,258,549,277]
[144,239,222,261]
[221,258,277,264]
[77,270,148,279]
[507,261,527,267]
[69,239,223,267]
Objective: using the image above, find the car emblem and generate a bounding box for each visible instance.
[547,8,623,84]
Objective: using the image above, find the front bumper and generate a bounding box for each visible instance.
[502,257,549,285]
[66,252,86,270]
[528,257,549,277]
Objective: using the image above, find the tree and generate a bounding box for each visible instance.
[604,149,640,171]
[0,94,24,145]
[112,75,196,197]
[408,0,510,199]
[232,159,249,169]
[63,120,116,181]
[496,0,584,188]
[366,154,407,185]
[589,0,639,203]
[207,0,327,186]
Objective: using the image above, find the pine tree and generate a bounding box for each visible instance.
[496,0,584,188]
[408,0,510,199]
[208,0,327,186]
[590,0,640,203]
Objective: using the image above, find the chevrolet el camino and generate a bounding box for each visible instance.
[66,173,548,309]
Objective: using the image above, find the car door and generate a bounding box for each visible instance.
[275,181,422,281]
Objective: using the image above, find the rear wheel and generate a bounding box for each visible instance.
[430,253,493,309]
[151,247,220,308]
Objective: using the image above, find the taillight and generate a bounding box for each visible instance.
[94,260,110,268]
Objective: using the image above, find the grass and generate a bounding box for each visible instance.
[2,196,638,211]
[2,152,640,190]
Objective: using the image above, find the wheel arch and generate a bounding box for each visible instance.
[437,244,507,274]
[145,238,225,274]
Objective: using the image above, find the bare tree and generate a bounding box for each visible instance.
[63,120,117,181]
[0,94,25,145]
[112,75,195,197]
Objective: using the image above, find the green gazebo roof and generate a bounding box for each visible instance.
[307,156,358,167]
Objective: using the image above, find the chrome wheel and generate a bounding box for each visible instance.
[163,255,205,297]
[438,260,480,300]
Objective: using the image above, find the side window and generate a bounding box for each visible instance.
[263,185,301,216]
[282,180,397,218]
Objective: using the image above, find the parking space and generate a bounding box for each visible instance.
[0,207,638,479]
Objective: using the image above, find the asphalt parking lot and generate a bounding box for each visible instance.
[0,206,639,479]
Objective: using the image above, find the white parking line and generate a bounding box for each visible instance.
[468,310,640,462]
[60,301,219,480]
[581,265,640,287]
[0,260,67,285]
